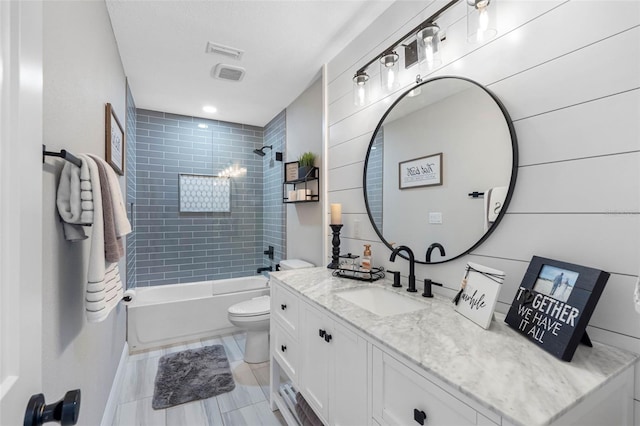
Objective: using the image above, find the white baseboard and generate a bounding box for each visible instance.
[100,342,129,426]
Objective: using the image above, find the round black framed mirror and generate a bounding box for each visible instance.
[363,76,518,264]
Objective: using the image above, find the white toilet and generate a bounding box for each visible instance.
[228,259,314,363]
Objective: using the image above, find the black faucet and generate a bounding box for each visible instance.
[426,243,446,263]
[257,266,273,274]
[389,245,417,292]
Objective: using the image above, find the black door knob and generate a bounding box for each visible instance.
[281,304,287,310]
[319,329,326,338]
[281,345,287,352]
[413,408,427,425]
[324,333,332,343]
[24,389,81,426]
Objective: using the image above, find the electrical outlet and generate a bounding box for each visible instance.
[428,212,442,224]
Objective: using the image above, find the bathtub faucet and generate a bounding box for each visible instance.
[257,266,273,274]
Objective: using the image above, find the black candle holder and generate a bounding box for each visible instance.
[327,224,343,269]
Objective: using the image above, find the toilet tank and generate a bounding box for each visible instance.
[280,259,314,270]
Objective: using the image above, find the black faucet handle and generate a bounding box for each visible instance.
[422,279,442,298]
[388,270,402,288]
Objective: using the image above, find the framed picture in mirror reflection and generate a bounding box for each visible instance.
[399,152,442,189]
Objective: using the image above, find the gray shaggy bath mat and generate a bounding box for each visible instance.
[152,345,235,409]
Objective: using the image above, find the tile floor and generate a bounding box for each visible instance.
[113,332,287,426]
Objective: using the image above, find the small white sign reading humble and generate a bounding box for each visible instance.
[454,262,505,329]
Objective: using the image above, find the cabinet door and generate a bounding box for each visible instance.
[271,280,299,338]
[331,320,368,426]
[372,348,477,426]
[299,302,331,422]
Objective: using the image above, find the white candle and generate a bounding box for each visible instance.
[330,203,342,225]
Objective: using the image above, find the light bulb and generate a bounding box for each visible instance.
[379,52,400,93]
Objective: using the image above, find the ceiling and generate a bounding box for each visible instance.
[106,0,394,127]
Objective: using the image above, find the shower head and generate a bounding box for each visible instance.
[253,145,273,157]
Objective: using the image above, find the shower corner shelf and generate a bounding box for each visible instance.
[282,167,320,204]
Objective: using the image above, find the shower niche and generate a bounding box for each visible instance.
[282,163,319,204]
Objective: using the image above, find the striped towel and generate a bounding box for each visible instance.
[80,154,124,323]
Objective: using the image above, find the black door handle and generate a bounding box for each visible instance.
[24,390,81,426]
[413,408,427,425]
[281,304,287,310]
[324,333,332,343]
[319,329,326,338]
[281,345,287,352]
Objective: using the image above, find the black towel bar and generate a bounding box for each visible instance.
[468,191,484,198]
[43,144,82,168]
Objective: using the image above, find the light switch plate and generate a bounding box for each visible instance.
[428,212,442,224]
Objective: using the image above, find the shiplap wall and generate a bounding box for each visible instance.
[326,0,640,403]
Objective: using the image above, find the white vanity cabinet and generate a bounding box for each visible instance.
[269,272,637,426]
[298,300,368,425]
[270,278,367,426]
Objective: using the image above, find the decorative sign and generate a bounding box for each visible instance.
[179,174,230,213]
[105,103,125,175]
[398,153,442,189]
[453,262,504,329]
[284,161,299,182]
[504,256,610,362]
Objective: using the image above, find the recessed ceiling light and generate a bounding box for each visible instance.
[203,105,217,113]
[197,123,209,129]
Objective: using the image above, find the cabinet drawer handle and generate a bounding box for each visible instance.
[281,304,287,310]
[324,333,332,343]
[281,345,287,352]
[319,329,326,338]
[413,408,427,425]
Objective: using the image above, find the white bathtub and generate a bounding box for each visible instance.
[127,276,269,352]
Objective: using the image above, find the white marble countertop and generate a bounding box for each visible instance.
[270,267,637,426]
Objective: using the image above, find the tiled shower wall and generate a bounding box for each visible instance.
[134,110,267,287]
[125,83,136,289]
[262,110,286,269]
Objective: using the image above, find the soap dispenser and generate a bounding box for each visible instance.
[361,244,372,272]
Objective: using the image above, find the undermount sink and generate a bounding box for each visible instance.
[336,287,427,317]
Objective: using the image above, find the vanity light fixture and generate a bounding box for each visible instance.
[417,24,442,72]
[351,0,499,106]
[467,0,497,43]
[353,70,370,107]
[379,51,400,93]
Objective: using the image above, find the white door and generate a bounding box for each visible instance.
[0,1,44,424]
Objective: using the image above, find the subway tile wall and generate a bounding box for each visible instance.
[367,127,383,233]
[135,109,268,287]
[262,110,286,270]
[125,83,137,289]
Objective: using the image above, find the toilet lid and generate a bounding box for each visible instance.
[228,296,270,317]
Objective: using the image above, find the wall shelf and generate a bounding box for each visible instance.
[283,166,319,204]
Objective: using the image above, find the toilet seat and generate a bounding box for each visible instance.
[228,296,270,317]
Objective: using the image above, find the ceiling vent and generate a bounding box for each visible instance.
[205,41,244,60]
[212,64,246,82]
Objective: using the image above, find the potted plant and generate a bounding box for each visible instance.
[298,151,316,179]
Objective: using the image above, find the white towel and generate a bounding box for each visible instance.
[56,157,94,240]
[484,186,508,232]
[80,154,123,323]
